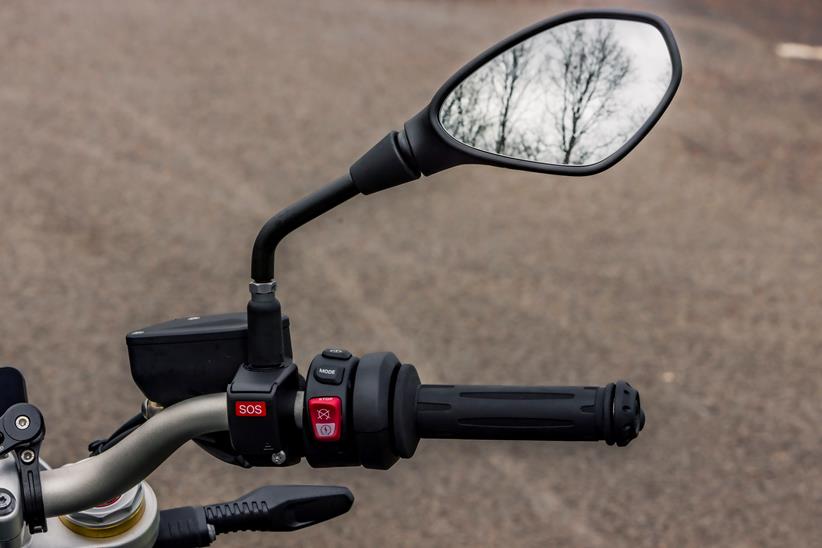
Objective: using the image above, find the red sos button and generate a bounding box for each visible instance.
[235,401,267,417]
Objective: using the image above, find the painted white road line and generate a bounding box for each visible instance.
[775,42,822,61]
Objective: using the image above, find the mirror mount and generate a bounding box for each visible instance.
[402,108,466,177]
[349,131,421,194]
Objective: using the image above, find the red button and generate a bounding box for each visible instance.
[308,396,342,442]
[234,401,267,417]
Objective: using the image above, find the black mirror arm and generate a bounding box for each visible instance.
[247,127,423,366]
[247,175,359,366]
[251,175,360,283]
[251,125,426,285]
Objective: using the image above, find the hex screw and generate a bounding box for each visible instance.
[19,449,36,464]
[14,415,30,430]
[271,451,287,465]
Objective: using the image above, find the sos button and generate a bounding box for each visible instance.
[234,401,267,417]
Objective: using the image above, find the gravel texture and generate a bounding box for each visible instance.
[0,1,820,546]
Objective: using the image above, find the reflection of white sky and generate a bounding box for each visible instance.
[440,19,673,166]
[611,21,672,108]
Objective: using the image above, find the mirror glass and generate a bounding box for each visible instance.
[439,18,673,166]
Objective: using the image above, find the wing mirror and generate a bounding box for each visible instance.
[350,9,682,193]
[246,9,682,367]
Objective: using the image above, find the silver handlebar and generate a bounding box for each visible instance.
[41,393,228,517]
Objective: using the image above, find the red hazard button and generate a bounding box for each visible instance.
[308,396,342,442]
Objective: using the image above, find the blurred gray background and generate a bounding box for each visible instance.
[1,1,820,546]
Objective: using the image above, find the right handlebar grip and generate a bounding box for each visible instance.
[415,381,644,446]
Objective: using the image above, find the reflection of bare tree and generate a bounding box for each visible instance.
[440,41,535,156]
[491,43,529,155]
[545,22,632,165]
[440,73,490,148]
[439,19,668,166]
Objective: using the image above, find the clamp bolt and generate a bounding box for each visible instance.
[14,415,30,430]
[271,450,287,465]
[19,449,36,464]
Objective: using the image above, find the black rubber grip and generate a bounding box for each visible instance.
[155,506,213,548]
[415,381,644,446]
[204,485,353,534]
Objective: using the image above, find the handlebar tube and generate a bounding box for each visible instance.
[40,393,228,517]
[37,363,644,518]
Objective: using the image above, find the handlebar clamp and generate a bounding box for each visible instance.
[0,402,47,534]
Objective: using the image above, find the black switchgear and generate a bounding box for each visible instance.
[227,362,302,467]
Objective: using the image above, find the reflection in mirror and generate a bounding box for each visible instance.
[439,19,673,166]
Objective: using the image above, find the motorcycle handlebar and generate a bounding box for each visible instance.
[40,393,229,517]
[415,381,644,446]
[37,373,643,517]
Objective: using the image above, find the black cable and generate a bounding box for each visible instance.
[108,413,145,437]
[88,413,146,455]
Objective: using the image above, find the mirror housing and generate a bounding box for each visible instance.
[349,9,681,194]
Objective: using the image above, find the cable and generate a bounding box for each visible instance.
[88,413,146,455]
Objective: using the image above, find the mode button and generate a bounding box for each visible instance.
[314,365,344,385]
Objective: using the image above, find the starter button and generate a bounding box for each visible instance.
[322,347,352,360]
[308,396,342,442]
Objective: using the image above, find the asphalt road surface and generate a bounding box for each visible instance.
[1,1,820,546]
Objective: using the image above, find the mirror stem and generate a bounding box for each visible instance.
[247,174,359,366]
[247,129,420,366]
[251,174,359,283]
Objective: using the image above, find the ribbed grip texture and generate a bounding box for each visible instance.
[416,385,609,441]
[204,500,269,534]
[203,485,353,534]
